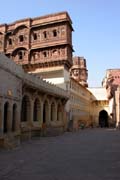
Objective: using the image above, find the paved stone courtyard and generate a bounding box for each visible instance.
[0,128,120,180]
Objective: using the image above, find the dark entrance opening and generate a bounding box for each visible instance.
[21,95,30,122]
[43,106,46,123]
[99,110,108,127]
[4,102,9,133]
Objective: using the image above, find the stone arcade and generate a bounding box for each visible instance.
[0,54,68,147]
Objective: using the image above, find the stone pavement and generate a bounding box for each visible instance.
[0,128,120,180]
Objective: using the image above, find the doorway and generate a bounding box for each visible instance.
[4,102,9,133]
[99,110,108,127]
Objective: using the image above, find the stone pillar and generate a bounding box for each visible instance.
[7,106,12,133]
[15,105,21,133]
[29,100,34,127]
[47,103,51,126]
[40,102,43,127]
[62,103,68,130]
[55,106,57,121]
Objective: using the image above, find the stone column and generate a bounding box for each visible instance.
[46,103,51,126]
[37,104,41,123]
[55,106,57,122]
[7,105,12,133]
[15,104,21,133]
[40,102,43,127]
[62,103,67,130]
[29,100,34,127]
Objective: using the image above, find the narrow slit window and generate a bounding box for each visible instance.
[33,33,37,40]
[9,38,12,45]
[43,31,47,38]
[53,30,57,37]
[43,51,47,57]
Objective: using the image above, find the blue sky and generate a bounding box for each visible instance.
[1,0,120,87]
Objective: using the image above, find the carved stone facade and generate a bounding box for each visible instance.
[70,57,88,87]
[0,12,73,72]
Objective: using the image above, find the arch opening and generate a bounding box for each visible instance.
[99,110,108,128]
[21,96,31,122]
[57,103,62,121]
[3,102,9,133]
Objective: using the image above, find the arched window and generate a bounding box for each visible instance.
[43,31,47,38]
[8,38,12,45]
[33,33,37,40]
[53,29,57,37]
[19,35,24,42]
[43,51,47,58]
[18,51,23,60]
[52,50,58,57]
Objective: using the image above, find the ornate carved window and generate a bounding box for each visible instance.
[8,38,12,45]
[43,31,47,38]
[33,33,37,40]
[18,51,23,59]
[34,52,39,60]
[43,51,47,58]
[53,29,57,37]
[52,49,59,58]
[19,35,24,42]
[18,50,25,60]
